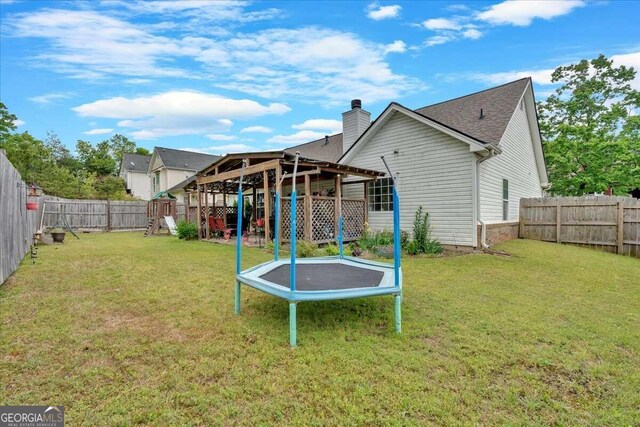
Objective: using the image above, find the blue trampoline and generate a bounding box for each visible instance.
[234,153,402,346]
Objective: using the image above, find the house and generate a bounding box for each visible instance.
[119,153,152,200]
[338,78,548,249]
[179,78,548,249]
[147,147,220,203]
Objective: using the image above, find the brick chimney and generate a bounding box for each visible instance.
[342,99,371,154]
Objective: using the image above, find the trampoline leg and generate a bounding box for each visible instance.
[289,302,297,347]
[394,294,402,334]
[235,282,241,315]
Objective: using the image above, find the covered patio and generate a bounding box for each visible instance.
[183,152,384,243]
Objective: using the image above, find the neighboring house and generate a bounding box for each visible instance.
[148,147,220,203]
[119,153,152,200]
[278,78,547,249]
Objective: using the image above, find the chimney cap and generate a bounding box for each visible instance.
[351,99,362,109]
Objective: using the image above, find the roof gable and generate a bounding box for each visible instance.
[415,78,530,145]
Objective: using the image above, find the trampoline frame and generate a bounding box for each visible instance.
[234,153,402,346]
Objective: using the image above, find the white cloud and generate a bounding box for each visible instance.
[477,0,585,27]
[470,69,555,85]
[73,90,290,140]
[213,27,422,105]
[181,143,266,155]
[366,4,402,20]
[28,93,72,104]
[13,119,25,126]
[83,128,114,135]
[206,134,236,141]
[384,40,407,54]
[9,11,421,105]
[422,18,461,31]
[291,119,342,133]
[425,35,454,47]
[240,126,273,133]
[267,130,326,144]
[462,28,483,39]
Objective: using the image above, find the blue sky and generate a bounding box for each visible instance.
[1,0,638,155]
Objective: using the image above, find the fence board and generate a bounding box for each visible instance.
[1,150,43,284]
[520,195,640,258]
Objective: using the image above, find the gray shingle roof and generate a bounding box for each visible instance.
[121,153,151,173]
[285,79,530,162]
[414,78,530,145]
[156,147,220,171]
[167,175,197,193]
[285,133,343,163]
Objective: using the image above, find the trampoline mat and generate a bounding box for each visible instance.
[259,263,385,291]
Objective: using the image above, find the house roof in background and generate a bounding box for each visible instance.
[414,77,530,145]
[155,147,220,171]
[121,153,151,173]
[285,133,343,163]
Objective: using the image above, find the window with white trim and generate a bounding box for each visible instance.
[502,178,509,220]
[368,177,393,212]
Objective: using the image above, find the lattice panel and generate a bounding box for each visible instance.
[281,197,305,241]
[342,199,366,240]
[312,198,335,242]
[213,206,237,217]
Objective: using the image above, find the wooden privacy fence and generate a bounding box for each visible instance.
[519,196,640,258]
[43,197,188,231]
[1,150,44,284]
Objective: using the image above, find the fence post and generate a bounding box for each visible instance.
[519,198,525,238]
[106,200,111,232]
[617,201,624,254]
[556,199,562,244]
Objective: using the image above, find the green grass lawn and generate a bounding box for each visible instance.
[1,233,639,425]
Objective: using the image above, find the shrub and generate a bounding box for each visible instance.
[400,230,409,250]
[406,240,420,255]
[409,206,443,255]
[349,242,362,257]
[296,240,318,258]
[324,243,340,256]
[264,241,275,254]
[176,220,198,240]
[358,229,393,251]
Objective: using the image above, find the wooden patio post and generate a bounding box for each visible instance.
[252,183,257,231]
[185,191,191,222]
[204,183,210,240]
[304,174,311,241]
[275,163,283,242]
[222,182,227,227]
[263,170,271,241]
[196,184,202,238]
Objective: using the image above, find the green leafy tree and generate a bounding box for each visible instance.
[108,134,136,163]
[0,101,17,139]
[538,54,640,195]
[76,139,117,175]
[44,131,82,173]
[135,147,151,155]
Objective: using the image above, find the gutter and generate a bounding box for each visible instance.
[476,145,500,249]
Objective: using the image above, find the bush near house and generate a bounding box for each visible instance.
[409,206,443,255]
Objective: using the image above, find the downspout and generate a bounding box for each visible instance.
[476,145,500,249]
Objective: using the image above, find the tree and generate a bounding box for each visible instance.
[135,147,151,155]
[108,134,136,163]
[44,131,82,172]
[76,139,117,175]
[538,54,640,196]
[0,101,17,139]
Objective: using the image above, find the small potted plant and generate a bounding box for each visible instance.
[223,228,232,240]
[50,227,66,243]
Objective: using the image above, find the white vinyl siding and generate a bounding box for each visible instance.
[342,111,476,246]
[479,96,543,223]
